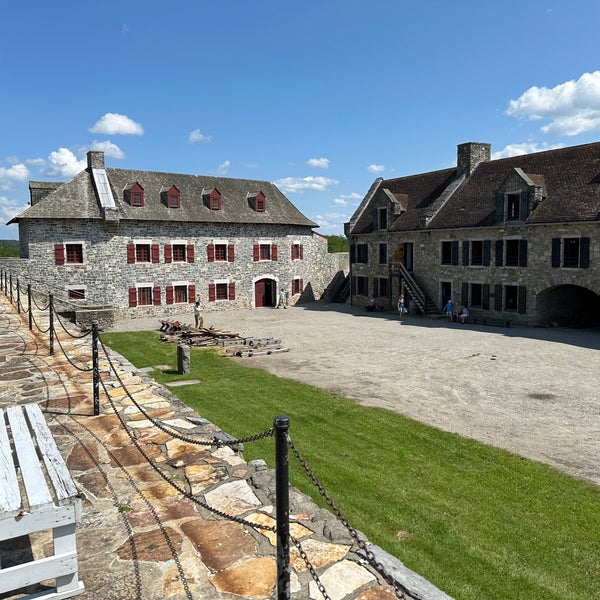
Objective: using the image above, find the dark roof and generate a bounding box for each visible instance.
[352,141,600,233]
[11,166,317,228]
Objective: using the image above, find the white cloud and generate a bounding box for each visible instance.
[243,161,259,168]
[492,141,565,160]
[47,148,86,177]
[0,194,27,223]
[90,140,125,159]
[368,164,385,173]
[506,71,600,136]
[189,129,213,143]
[333,192,362,206]
[216,160,230,175]
[314,211,351,232]
[0,163,29,188]
[273,176,339,194]
[26,157,45,167]
[306,157,329,168]
[89,113,144,135]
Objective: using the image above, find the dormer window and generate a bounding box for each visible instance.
[506,193,520,220]
[167,185,180,208]
[248,191,266,212]
[125,182,144,207]
[202,188,222,210]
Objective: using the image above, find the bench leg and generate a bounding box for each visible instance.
[53,523,83,596]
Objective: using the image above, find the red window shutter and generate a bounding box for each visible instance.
[253,244,259,261]
[208,244,215,262]
[208,283,216,302]
[187,244,194,263]
[127,243,135,263]
[228,244,235,262]
[291,245,296,260]
[54,244,65,265]
[188,284,196,302]
[271,244,278,261]
[151,244,160,263]
[300,244,304,259]
[128,287,137,307]
[164,244,172,263]
[166,285,174,305]
[300,278,304,293]
[153,286,161,305]
[228,282,236,300]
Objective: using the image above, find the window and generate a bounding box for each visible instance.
[291,243,304,260]
[68,288,85,300]
[127,182,144,206]
[210,192,221,210]
[467,283,490,309]
[352,276,368,295]
[215,244,227,261]
[136,244,150,262]
[165,185,180,208]
[378,208,388,230]
[174,285,188,303]
[441,241,458,265]
[470,283,482,307]
[504,286,518,311]
[506,193,520,220]
[129,285,161,307]
[128,242,159,263]
[172,244,186,262]
[249,191,266,212]
[378,243,387,265]
[494,284,527,313]
[138,287,153,306]
[260,244,271,260]
[376,277,388,297]
[253,243,278,261]
[65,243,84,264]
[208,282,236,301]
[495,239,527,267]
[356,244,368,263]
[292,278,304,295]
[551,237,590,269]
[470,241,483,266]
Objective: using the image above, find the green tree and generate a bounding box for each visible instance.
[326,235,349,253]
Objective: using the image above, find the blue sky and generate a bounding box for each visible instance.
[2,1,600,239]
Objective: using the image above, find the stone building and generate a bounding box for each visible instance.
[345,141,600,326]
[6,151,347,323]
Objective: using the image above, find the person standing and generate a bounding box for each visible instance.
[278,289,285,308]
[397,294,406,321]
[444,299,454,321]
[194,296,204,328]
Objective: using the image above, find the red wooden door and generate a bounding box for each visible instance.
[255,279,266,307]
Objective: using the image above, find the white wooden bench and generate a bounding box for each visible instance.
[0,403,84,599]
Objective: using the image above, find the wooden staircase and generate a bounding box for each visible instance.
[394,263,438,315]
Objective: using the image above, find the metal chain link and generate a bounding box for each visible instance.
[53,332,94,372]
[99,375,276,533]
[99,336,273,447]
[30,310,50,333]
[53,307,93,338]
[55,418,144,599]
[289,534,332,600]
[288,438,409,599]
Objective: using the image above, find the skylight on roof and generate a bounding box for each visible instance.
[92,168,116,208]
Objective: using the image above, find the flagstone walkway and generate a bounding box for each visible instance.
[0,294,450,600]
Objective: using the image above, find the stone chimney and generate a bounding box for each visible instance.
[87,150,105,170]
[457,142,491,176]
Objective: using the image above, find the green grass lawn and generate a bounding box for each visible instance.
[101,331,600,600]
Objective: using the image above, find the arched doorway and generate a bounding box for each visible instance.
[254,278,276,307]
[536,284,600,327]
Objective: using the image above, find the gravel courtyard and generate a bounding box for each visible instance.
[110,303,600,486]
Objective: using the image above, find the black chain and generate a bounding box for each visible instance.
[99,336,273,447]
[53,307,92,339]
[289,534,332,600]
[288,438,409,599]
[53,333,94,372]
[54,417,144,599]
[99,375,276,533]
[30,310,50,333]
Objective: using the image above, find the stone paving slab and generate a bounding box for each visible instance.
[0,294,448,599]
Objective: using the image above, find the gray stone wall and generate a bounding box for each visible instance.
[350,222,600,326]
[2,220,347,322]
